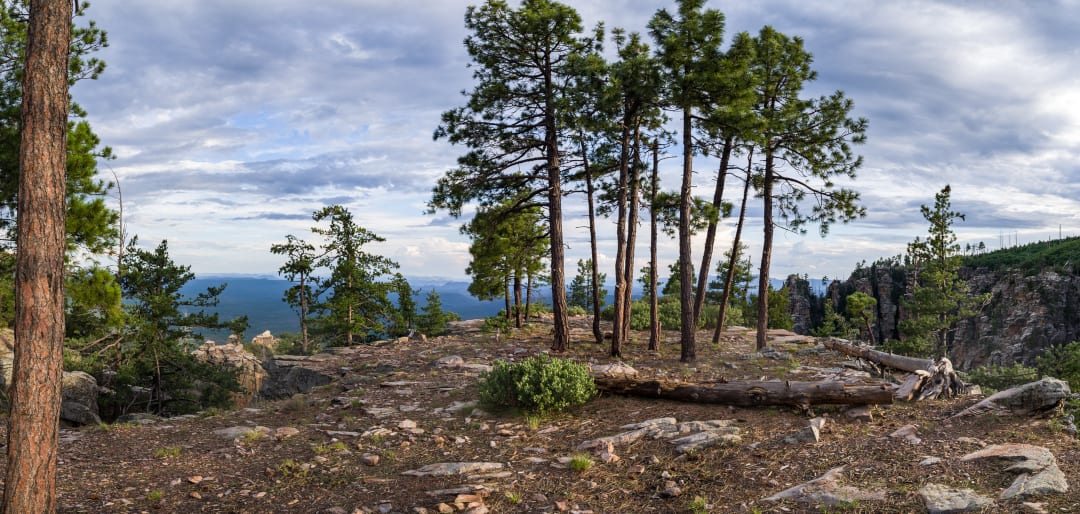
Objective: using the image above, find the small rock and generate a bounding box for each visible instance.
[189,491,202,499]
[274,427,300,440]
[436,503,454,513]
[377,503,393,514]
[889,424,921,444]
[362,453,380,466]
[919,456,943,466]
[1021,501,1048,513]
[843,405,873,422]
[659,481,682,498]
[599,451,619,464]
[399,419,418,429]
[187,476,203,484]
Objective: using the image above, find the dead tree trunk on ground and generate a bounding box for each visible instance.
[823,338,967,400]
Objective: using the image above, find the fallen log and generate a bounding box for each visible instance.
[822,338,967,400]
[594,377,894,408]
[822,338,933,372]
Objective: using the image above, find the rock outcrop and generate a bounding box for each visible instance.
[191,341,269,407]
[805,265,1080,368]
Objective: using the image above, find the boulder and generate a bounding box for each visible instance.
[952,378,1070,419]
[250,330,277,351]
[61,371,101,426]
[960,443,1068,499]
[919,483,994,513]
[259,357,333,400]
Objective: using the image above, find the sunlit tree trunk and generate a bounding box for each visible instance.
[4,0,71,511]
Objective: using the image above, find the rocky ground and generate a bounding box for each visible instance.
[1,316,1077,513]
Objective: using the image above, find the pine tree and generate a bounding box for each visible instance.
[897,185,989,357]
[270,234,317,353]
[431,0,586,352]
[568,258,607,311]
[748,26,867,350]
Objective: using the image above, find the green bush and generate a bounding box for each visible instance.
[566,305,587,317]
[478,354,596,415]
[965,363,1040,393]
[482,315,511,333]
[1037,341,1080,392]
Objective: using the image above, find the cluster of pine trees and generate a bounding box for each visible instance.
[430,0,867,361]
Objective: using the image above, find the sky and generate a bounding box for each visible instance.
[70,0,1080,284]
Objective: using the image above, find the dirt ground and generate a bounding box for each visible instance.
[2,316,1077,513]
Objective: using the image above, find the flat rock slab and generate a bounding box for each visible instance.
[764,466,886,506]
[402,462,505,477]
[920,483,994,513]
[960,443,1068,499]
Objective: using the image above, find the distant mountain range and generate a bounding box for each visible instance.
[182,275,820,342]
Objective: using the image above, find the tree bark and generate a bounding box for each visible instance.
[694,135,733,322]
[545,66,569,352]
[679,107,696,362]
[4,0,71,511]
[756,153,775,351]
[610,118,631,358]
[595,377,894,408]
[513,272,523,328]
[647,139,660,351]
[621,124,642,341]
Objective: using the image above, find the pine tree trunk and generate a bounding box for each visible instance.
[648,140,661,351]
[595,377,894,408]
[679,108,696,362]
[545,72,569,352]
[4,4,71,511]
[756,154,775,351]
[610,120,631,358]
[578,130,603,345]
[513,272,523,328]
[621,125,642,341]
[694,135,733,322]
[714,153,753,343]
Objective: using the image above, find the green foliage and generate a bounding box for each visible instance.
[270,234,317,353]
[965,236,1080,273]
[811,302,850,338]
[845,291,877,344]
[478,354,596,415]
[661,259,695,298]
[1036,341,1080,392]
[748,287,794,330]
[114,238,242,416]
[310,205,399,345]
[389,274,417,337]
[566,305,587,317]
[568,453,593,472]
[899,186,989,358]
[462,202,549,325]
[965,363,1040,394]
[481,315,510,334]
[567,258,607,311]
[417,290,457,336]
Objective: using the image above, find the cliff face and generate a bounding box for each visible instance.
[951,269,1080,369]
[801,266,1080,369]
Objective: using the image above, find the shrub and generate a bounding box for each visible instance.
[566,305,587,317]
[1037,341,1080,392]
[965,363,1040,393]
[478,354,596,415]
[481,315,511,333]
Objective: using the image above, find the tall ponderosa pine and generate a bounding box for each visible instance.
[749,26,867,350]
[607,29,663,358]
[4,0,70,509]
[898,185,988,358]
[0,1,117,337]
[649,0,726,362]
[692,32,755,323]
[713,148,754,340]
[432,0,584,351]
[311,205,399,346]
